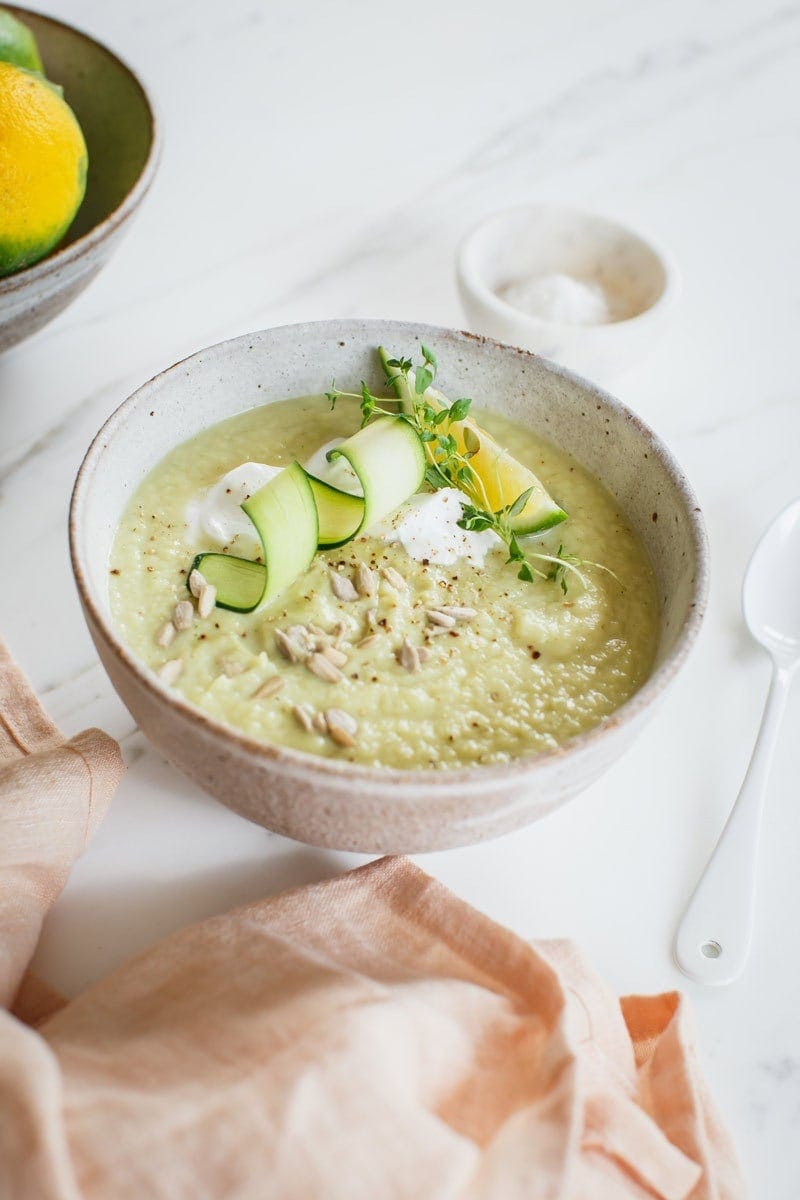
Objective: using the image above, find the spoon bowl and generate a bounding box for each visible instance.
[675,498,800,984]
[742,497,800,663]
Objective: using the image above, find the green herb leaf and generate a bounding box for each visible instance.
[448,397,472,423]
[360,381,377,427]
[458,515,494,532]
[415,366,433,395]
[425,464,448,490]
[507,487,534,519]
[420,344,437,371]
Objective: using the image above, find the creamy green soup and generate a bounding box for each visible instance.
[110,396,658,769]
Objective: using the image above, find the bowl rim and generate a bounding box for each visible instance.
[457,202,682,332]
[69,319,709,789]
[0,4,161,296]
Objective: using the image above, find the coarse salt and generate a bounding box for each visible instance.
[501,272,611,325]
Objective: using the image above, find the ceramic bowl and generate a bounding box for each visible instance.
[457,204,680,381]
[0,6,159,352]
[70,320,707,853]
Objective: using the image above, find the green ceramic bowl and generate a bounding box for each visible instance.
[0,6,159,351]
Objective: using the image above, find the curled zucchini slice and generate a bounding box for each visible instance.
[189,461,317,612]
[188,416,425,612]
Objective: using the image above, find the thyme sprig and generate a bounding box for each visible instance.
[327,348,606,592]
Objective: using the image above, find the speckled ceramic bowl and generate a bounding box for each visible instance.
[0,6,159,351]
[70,320,708,853]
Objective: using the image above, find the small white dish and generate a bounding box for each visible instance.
[456,204,680,381]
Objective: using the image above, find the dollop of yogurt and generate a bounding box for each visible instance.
[375,488,503,567]
[186,462,281,557]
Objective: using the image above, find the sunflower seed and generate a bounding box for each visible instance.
[253,676,284,699]
[365,607,378,632]
[292,703,315,732]
[287,625,316,656]
[275,629,304,662]
[418,646,431,663]
[435,605,477,621]
[307,653,343,683]
[381,565,407,591]
[188,568,207,598]
[325,708,358,747]
[356,634,379,650]
[426,625,450,638]
[156,621,176,648]
[332,621,347,648]
[321,645,348,669]
[355,562,377,597]
[221,658,246,677]
[197,583,217,619]
[426,609,456,628]
[329,571,358,602]
[313,711,329,734]
[173,600,194,631]
[158,658,183,685]
[397,637,421,673]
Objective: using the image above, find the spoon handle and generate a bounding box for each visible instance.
[674,663,793,985]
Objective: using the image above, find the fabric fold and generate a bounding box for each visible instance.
[0,635,746,1199]
[0,640,123,1010]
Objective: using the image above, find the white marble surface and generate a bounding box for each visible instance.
[2,0,799,1192]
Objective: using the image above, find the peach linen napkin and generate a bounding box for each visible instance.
[0,636,746,1199]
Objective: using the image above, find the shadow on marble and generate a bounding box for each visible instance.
[31,844,352,998]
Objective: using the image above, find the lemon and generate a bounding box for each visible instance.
[447,413,568,534]
[0,61,87,277]
[380,348,568,535]
[0,8,43,72]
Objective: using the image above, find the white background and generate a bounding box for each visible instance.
[1,1,799,1193]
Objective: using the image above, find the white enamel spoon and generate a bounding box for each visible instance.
[675,498,800,985]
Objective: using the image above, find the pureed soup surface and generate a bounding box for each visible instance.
[110,396,659,769]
